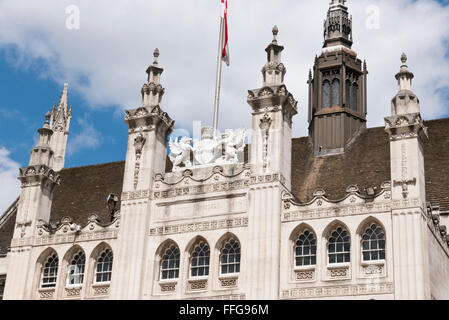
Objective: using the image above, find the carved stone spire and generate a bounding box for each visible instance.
[391,53,420,115]
[142,48,165,107]
[262,26,286,86]
[323,0,353,49]
[48,83,72,171]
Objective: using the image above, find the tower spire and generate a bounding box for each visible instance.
[142,48,165,107]
[49,83,72,171]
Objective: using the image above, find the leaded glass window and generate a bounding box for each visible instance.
[295,230,317,266]
[331,79,340,106]
[190,241,210,277]
[352,82,358,111]
[41,253,59,288]
[95,249,113,283]
[362,224,386,261]
[328,227,350,264]
[322,80,331,108]
[67,251,85,286]
[220,239,241,275]
[161,245,180,280]
[345,80,351,109]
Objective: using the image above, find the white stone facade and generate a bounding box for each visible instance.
[1,2,449,301]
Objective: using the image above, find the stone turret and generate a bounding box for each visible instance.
[112,49,174,299]
[4,113,60,299]
[385,54,430,300]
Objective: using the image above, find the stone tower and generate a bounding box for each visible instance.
[385,54,430,299]
[4,113,60,299]
[308,0,368,156]
[49,83,72,172]
[111,49,174,299]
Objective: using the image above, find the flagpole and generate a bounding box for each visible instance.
[213,17,224,136]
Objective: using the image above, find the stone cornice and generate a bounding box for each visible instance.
[247,84,298,117]
[124,105,174,134]
[384,113,428,141]
[18,165,60,190]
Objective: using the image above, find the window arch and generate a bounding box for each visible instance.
[160,244,180,280]
[67,250,85,286]
[41,253,59,288]
[220,238,241,275]
[295,230,317,267]
[322,80,331,108]
[331,79,340,106]
[345,79,351,109]
[361,223,386,261]
[95,249,113,283]
[352,82,359,111]
[190,240,210,277]
[328,226,350,264]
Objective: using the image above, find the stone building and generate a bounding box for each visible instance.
[1,0,449,300]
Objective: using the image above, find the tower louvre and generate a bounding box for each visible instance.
[308,0,368,156]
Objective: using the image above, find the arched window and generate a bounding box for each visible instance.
[220,238,241,275]
[190,241,210,277]
[295,230,317,266]
[345,80,351,109]
[362,224,386,261]
[328,227,350,264]
[95,249,113,283]
[41,253,59,288]
[352,82,358,112]
[331,79,340,106]
[67,251,85,286]
[322,80,331,108]
[161,244,180,280]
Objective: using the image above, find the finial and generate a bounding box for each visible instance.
[401,52,407,65]
[272,25,278,43]
[308,69,312,80]
[153,48,160,65]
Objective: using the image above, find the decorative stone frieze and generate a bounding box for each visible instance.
[188,279,208,291]
[190,294,246,300]
[293,267,315,282]
[219,276,238,288]
[149,217,248,236]
[92,283,110,296]
[38,288,55,300]
[159,282,177,293]
[281,282,394,299]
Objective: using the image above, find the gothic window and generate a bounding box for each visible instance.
[345,80,351,109]
[41,253,59,288]
[328,227,350,264]
[331,79,340,106]
[190,241,210,277]
[161,244,180,280]
[0,276,5,300]
[67,251,86,286]
[352,82,359,112]
[322,80,331,108]
[220,238,241,275]
[362,224,386,261]
[295,230,317,266]
[95,249,113,283]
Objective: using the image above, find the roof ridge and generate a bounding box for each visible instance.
[61,160,125,171]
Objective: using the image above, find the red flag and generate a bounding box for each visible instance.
[221,0,230,66]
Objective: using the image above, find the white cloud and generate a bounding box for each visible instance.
[67,117,103,156]
[0,147,20,216]
[0,0,448,138]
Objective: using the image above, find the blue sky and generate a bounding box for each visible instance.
[1,0,449,213]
